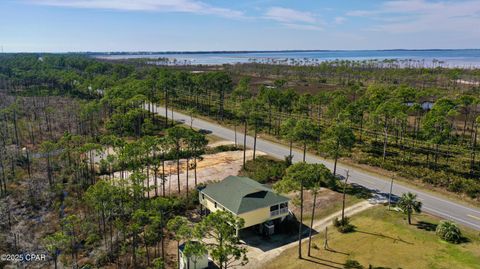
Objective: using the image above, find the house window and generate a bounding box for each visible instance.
[214,202,217,208]
[202,194,205,200]
[270,205,280,217]
[280,202,288,214]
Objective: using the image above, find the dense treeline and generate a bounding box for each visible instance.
[0,54,245,268]
[1,53,480,267]
[227,60,480,91]
[2,54,480,200]
[156,71,480,199]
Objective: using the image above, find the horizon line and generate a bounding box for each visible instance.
[2,48,480,55]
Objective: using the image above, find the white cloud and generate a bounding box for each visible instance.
[265,7,316,23]
[346,0,480,34]
[264,7,323,31]
[283,23,323,31]
[28,0,244,18]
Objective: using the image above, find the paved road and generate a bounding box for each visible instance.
[153,105,480,231]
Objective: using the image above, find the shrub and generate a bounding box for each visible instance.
[239,156,287,183]
[85,233,101,248]
[344,259,364,269]
[151,258,165,269]
[206,144,241,154]
[436,220,462,244]
[333,217,355,233]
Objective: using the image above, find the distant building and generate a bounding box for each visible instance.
[405,101,434,111]
[421,101,434,110]
[178,241,209,269]
[198,176,290,235]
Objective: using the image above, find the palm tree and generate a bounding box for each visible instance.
[436,220,462,243]
[398,192,422,225]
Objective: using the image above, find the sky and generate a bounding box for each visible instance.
[1,0,480,52]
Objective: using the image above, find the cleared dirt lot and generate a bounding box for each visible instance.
[108,149,266,196]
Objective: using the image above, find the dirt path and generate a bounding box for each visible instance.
[242,201,375,269]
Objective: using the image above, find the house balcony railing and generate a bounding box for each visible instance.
[270,208,288,217]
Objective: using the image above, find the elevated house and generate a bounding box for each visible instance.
[198,176,290,235]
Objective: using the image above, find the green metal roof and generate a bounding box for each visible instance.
[200,176,290,214]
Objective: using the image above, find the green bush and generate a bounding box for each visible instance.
[344,259,364,269]
[239,156,287,183]
[333,217,355,233]
[206,144,242,154]
[85,233,101,248]
[436,220,462,244]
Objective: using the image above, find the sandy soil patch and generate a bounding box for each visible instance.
[109,150,266,196]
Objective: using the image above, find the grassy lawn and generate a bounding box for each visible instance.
[265,206,480,269]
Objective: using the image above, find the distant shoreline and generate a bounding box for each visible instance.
[94,49,480,68]
[87,49,480,56]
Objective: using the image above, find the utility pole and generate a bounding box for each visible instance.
[388,176,394,210]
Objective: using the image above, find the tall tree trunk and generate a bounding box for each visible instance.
[333,139,340,176]
[243,121,247,168]
[0,159,6,196]
[234,124,237,146]
[154,165,158,197]
[308,191,317,257]
[186,158,189,200]
[145,237,150,267]
[194,156,198,186]
[165,89,168,127]
[253,126,257,160]
[177,149,181,194]
[289,140,293,158]
[470,124,478,176]
[298,183,304,259]
[383,125,388,161]
[303,143,307,162]
[219,91,225,121]
[162,159,166,197]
